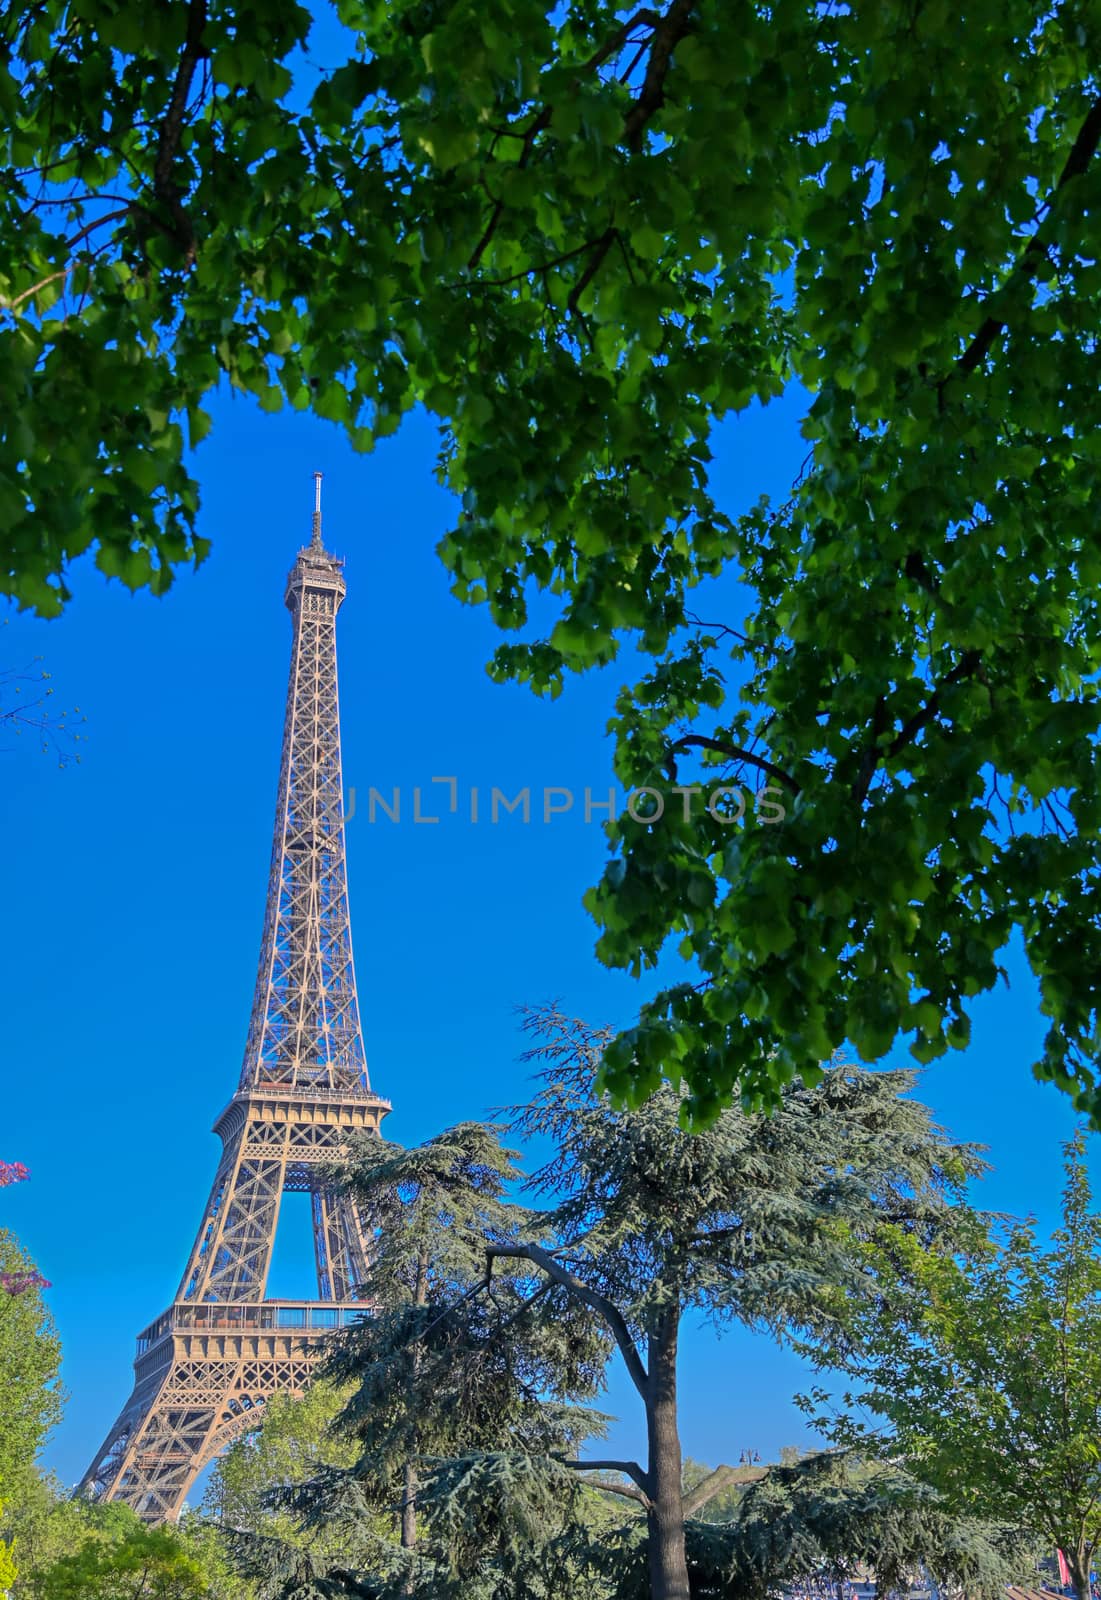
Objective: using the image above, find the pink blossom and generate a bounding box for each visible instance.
[0,1270,50,1295]
[0,1161,30,1187]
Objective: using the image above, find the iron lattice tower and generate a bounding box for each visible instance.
[80,478,390,1522]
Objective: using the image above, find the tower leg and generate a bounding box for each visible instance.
[312,1187,371,1300]
[80,1326,318,1521]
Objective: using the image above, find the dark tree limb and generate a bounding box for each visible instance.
[586,1477,652,1507]
[486,1241,649,1397]
[468,105,553,270]
[151,0,208,261]
[567,226,617,312]
[623,0,696,151]
[941,94,1101,393]
[471,236,611,290]
[852,695,889,806]
[557,1456,651,1497]
[5,207,131,312]
[851,650,982,806]
[885,650,981,762]
[666,734,801,797]
[585,8,660,73]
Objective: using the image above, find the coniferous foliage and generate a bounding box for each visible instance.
[235,1121,610,1598]
[580,1453,1036,1600]
[476,1006,990,1600]
[236,1011,1007,1600]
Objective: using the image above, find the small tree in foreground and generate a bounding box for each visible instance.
[0,1229,61,1501]
[204,1380,360,1573]
[35,1522,208,1600]
[809,1131,1101,1600]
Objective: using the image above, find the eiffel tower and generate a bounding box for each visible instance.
[79,477,390,1522]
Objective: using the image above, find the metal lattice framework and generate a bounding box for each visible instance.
[79,479,390,1522]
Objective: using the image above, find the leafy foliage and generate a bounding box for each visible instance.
[0,1230,61,1497]
[34,1521,208,1600]
[204,1381,359,1559]
[809,1131,1101,1600]
[0,1478,237,1600]
[4,0,1101,1114]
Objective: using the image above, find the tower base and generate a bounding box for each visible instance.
[79,1299,367,1522]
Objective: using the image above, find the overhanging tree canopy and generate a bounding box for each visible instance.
[5,0,1101,1114]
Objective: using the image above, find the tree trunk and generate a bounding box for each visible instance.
[645,1305,691,1600]
[401,1459,418,1549]
[1066,1546,1092,1600]
[400,1250,430,1589]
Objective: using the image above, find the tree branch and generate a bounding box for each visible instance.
[884,650,981,762]
[682,1462,768,1518]
[851,650,981,806]
[851,695,889,806]
[471,236,610,290]
[586,1476,652,1507]
[567,226,617,313]
[486,1242,649,1397]
[686,1223,742,1245]
[557,1457,651,1495]
[151,0,208,260]
[468,105,552,271]
[942,94,1101,392]
[623,0,697,152]
[585,8,660,73]
[3,207,132,313]
[666,734,801,797]
[468,5,685,282]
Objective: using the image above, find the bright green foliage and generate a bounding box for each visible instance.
[0,1515,16,1595]
[4,0,1101,1114]
[1,1478,237,1600]
[0,1231,62,1498]
[809,1132,1101,1600]
[35,1522,207,1600]
[204,1381,358,1554]
[1,1470,94,1598]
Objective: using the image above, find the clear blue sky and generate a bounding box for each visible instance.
[1,376,1095,1499]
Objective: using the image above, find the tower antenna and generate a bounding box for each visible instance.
[311,470,323,549]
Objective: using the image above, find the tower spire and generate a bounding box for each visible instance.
[311,470,324,550]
